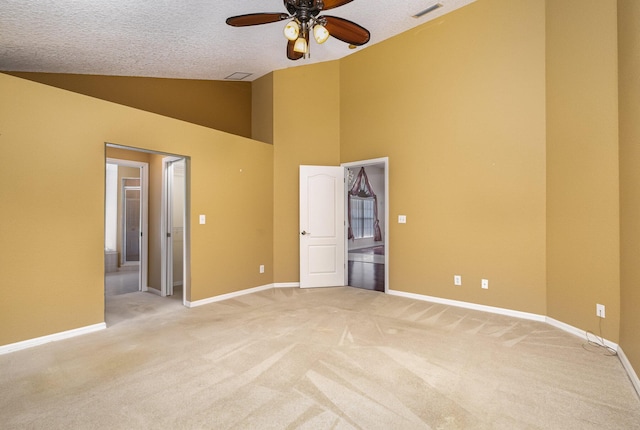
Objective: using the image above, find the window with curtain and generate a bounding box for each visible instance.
[350,196,375,239]
[348,167,382,241]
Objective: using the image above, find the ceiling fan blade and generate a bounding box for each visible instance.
[226,13,289,27]
[322,0,355,10]
[287,40,304,61]
[322,15,370,46]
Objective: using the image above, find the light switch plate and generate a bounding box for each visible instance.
[199,214,206,224]
[398,215,407,224]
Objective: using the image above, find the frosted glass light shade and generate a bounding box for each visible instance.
[293,37,308,53]
[284,21,300,41]
[313,24,329,44]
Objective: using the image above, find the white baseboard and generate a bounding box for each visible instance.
[546,317,619,350]
[387,289,546,322]
[617,346,640,398]
[147,287,162,296]
[186,283,275,308]
[275,282,300,288]
[0,323,106,355]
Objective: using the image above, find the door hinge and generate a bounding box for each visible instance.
[167,232,171,238]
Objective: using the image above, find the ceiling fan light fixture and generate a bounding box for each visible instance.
[226,0,370,61]
[293,36,308,54]
[284,20,300,41]
[313,24,330,44]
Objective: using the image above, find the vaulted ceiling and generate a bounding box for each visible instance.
[0,0,475,82]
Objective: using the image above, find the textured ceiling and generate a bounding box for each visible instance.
[0,0,475,82]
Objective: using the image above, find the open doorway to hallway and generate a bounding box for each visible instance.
[104,144,190,323]
[105,157,147,297]
[343,158,388,293]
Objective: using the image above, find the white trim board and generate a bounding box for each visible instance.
[186,283,299,308]
[618,347,640,398]
[186,283,275,308]
[546,317,619,350]
[0,323,106,355]
[387,289,546,322]
[275,282,300,288]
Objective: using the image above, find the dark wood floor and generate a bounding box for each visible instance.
[348,260,385,292]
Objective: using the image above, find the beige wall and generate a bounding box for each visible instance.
[0,73,273,346]
[546,0,620,341]
[107,147,152,164]
[5,72,252,138]
[272,61,342,283]
[340,0,547,314]
[619,0,640,374]
[252,73,274,145]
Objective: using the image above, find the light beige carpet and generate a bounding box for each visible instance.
[1,287,639,429]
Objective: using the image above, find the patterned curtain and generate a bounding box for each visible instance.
[347,167,382,241]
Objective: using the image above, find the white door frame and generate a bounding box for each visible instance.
[341,157,389,293]
[106,157,149,292]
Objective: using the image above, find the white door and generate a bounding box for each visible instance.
[161,157,185,298]
[299,165,345,288]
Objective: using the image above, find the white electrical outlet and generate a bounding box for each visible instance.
[596,304,605,318]
[398,215,407,224]
[481,279,489,289]
[454,275,462,286]
[259,265,265,274]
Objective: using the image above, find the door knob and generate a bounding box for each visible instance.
[301,231,310,235]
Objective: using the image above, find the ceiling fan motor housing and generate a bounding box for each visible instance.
[285,0,323,20]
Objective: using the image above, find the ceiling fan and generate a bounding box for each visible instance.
[226,0,370,60]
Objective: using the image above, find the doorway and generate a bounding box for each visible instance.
[298,158,389,292]
[343,158,388,293]
[105,158,148,296]
[104,144,190,315]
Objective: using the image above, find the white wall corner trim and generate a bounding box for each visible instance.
[0,323,107,355]
[387,289,547,322]
[186,284,275,308]
[618,347,640,399]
